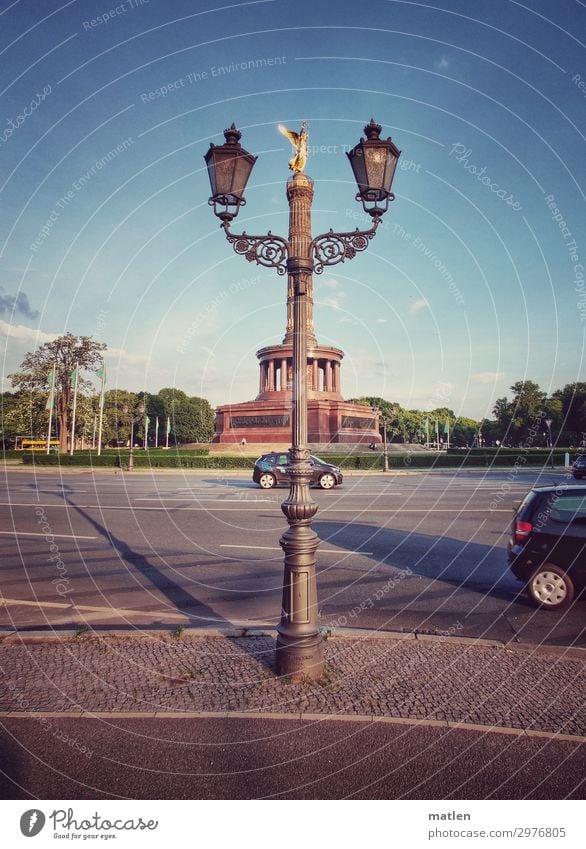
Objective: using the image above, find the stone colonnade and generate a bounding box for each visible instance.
[258,353,341,394]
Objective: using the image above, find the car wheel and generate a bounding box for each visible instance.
[528,564,575,610]
[319,472,336,490]
[258,472,276,489]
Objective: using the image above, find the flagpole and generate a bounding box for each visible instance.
[155,416,159,448]
[425,418,430,449]
[144,414,148,449]
[92,415,97,450]
[46,362,56,455]
[97,361,106,456]
[435,419,440,452]
[69,367,79,456]
[165,416,170,450]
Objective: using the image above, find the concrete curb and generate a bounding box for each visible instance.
[1,709,583,743]
[1,627,584,657]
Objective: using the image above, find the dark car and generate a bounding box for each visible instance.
[253,452,343,490]
[507,485,586,609]
[572,454,586,479]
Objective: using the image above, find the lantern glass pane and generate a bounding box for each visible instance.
[365,148,387,192]
[384,153,398,193]
[348,148,367,192]
[232,154,253,197]
[215,154,238,196]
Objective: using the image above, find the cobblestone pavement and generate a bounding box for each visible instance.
[0,634,584,737]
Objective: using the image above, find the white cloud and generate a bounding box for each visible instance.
[104,347,149,367]
[319,295,346,311]
[0,319,55,344]
[436,56,450,70]
[376,318,387,324]
[322,278,340,289]
[472,371,505,384]
[409,298,429,313]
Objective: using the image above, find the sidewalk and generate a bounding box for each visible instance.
[1,630,584,740]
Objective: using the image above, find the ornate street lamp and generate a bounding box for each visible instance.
[205,120,401,680]
[123,401,145,472]
[372,406,390,473]
[204,123,257,222]
[347,119,401,218]
[545,417,554,467]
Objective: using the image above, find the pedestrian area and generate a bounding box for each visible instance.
[1,631,584,739]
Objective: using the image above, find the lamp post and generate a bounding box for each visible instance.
[205,120,400,680]
[545,417,553,467]
[372,406,390,472]
[123,402,145,472]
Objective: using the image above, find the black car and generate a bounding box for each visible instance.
[253,452,343,490]
[572,454,586,479]
[507,485,586,609]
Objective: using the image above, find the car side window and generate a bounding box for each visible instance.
[550,495,586,524]
[276,454,288,466]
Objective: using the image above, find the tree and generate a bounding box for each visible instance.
[1,391,47,445]
[100,389,139,446]
[451,417,479,447]
[492,380,547,446]
[9,333,107,453]
[552,383,586,445]
[157,388,214,443]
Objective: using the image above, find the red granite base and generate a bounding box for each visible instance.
[214,398,381,445]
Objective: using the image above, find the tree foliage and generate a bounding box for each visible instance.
[8,333,106,452]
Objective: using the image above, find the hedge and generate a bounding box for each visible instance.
[22,452,255,469]
[21,450,570,470]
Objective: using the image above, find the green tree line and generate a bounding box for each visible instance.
[2,334,215,450]
[351,380,586,448]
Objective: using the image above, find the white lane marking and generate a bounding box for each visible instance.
[220,544,374,555]
[134,497,273,503]
[0,597,187,620]
[0,530,96,540]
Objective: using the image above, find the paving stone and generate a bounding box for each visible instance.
[0,635,583,736]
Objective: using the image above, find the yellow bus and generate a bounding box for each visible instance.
[15,437,59,451]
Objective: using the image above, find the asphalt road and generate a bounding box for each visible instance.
[0,467,583,645]
[1,716,584,800]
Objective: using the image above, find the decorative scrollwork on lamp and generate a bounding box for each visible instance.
[311,220,380,274]
[223,226,289,274]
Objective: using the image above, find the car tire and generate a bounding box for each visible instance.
[527,563,575,610]
[258,472,276,489]
[318,472,336,490]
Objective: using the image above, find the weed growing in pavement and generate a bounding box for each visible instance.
[171,624,185,640]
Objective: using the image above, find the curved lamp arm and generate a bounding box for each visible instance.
[221,221,290,275]
[310,217,381,275]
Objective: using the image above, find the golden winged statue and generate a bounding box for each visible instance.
[278,121,309,173]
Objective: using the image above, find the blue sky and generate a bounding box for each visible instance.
[0,0,584,420]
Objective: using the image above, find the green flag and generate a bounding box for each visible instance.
[46,367,56,411]
[69,367,78,387]
[96,362,106,410]
[444,418,450,434]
